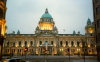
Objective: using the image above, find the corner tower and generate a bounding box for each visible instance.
[85,18,94,36]
[35,8,58,35]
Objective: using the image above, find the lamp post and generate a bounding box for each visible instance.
[24,47,28,60]
[44,41,48,62]
[82,38,87,62]
[67,48,70,62]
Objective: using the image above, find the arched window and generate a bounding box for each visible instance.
[77,42,80,47]
[60,41,62,46]
[45,41,48,44]
[7,42,9,47]
[13,42,15,47]
[66,41,68,45]
[25,41,27,47]
[19,41,21,47]
[85,42,87,46]
[39,41,42,45]
[71,41,74,46]
[30,41,33,46]
[51,41,53,45]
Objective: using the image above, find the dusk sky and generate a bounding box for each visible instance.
[6,0,93,34]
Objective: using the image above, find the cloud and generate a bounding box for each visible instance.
[6,0,93,34]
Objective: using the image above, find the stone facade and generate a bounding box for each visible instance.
[3,9,97,56]
[0,0,7,59]
[93,0,100,62]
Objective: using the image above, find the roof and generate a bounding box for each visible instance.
[41,8,52,18]
[87,18,91,25]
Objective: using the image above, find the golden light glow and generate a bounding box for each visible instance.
[88,45,90,47]
[54,51,57,54]
[16,44,18,47]
[69,45,71,47]
[39,23,53,30]
[63,44,66,47]
[60,48,64,52]
[75,45,77,47]
[80,44,82,47]
[0,19,6,36]
[88,28,93,33]
[77,48,80,52]
[54,43,56,47]
[22,44,24,47]
[36,49,39,54]
[37,44,39,47]
[27,44,30,47]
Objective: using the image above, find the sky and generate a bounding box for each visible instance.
[6,0,94,34]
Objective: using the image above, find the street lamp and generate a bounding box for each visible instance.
[24,47,28,60]
[67,48,70,62]
[81,38,87,62]
[44,41,48,62]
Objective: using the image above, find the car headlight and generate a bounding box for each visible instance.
[3,60,7,62]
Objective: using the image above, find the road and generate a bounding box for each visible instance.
[7,56,98,62]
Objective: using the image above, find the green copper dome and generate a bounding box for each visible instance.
[41,8,52,18]
[87,18,91,25]
[87,18,91,23]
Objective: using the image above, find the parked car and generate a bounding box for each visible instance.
[2,58,26,62]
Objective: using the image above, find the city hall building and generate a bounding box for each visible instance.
[3,9,97,56]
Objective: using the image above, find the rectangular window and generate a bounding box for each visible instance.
[95,0,99,3]
[97,33,100,41]
[96,7,100,15]
[97,20,100,28]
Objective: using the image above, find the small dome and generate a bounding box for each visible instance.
[87,18,91,25]
[41,8,52,18]
[41,13,52,18]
